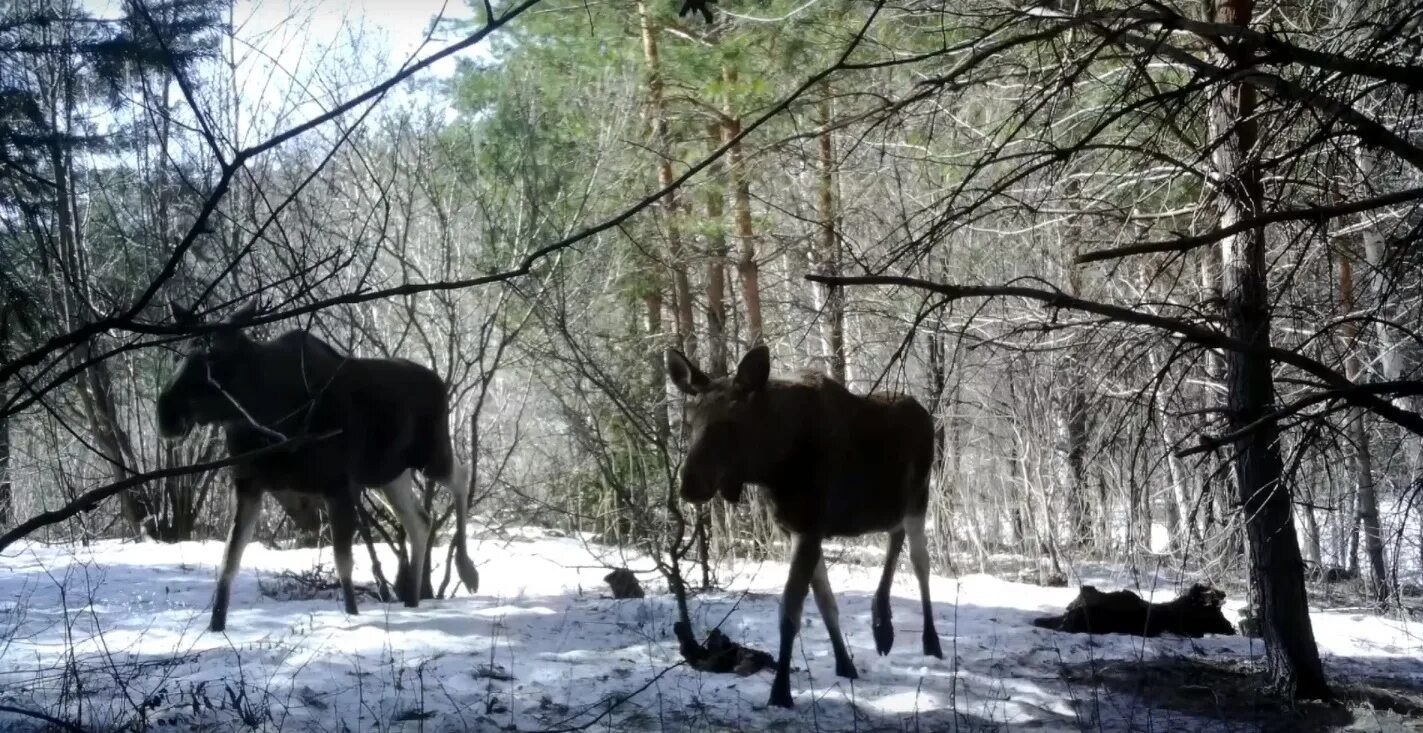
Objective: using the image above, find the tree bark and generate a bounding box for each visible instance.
[812,95,846,382]
[0,402,9,528]
[723,68,763,347]
[699,124,731,579]
[1057,386,1090,547]
[1059,181,1091,548]
[1339,256,1388,606]
[704,123,730,377]
[637,0,696,360]
[1211,0,1329,698]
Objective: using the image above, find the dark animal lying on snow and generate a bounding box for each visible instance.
[156,302,479,632]
[666,346,943,708]
[1031,583,1236,638]
[604,568,644,599]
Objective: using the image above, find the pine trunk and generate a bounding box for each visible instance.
[1211,0,1329,698]
[723,68,763,347]
[704,123,730,377]
[1339,256,1388,605]
[637,0,696,359]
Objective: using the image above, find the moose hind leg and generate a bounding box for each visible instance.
[327,496,360,616]
[441,461,478,593]
[380,470,428,607]
[770,533,821,708]
[873,529,906,655]
[811,558,856,679]
[211,485,262,633]
[905,514,944,658]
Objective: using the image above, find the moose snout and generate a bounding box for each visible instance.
[678,464,719,504]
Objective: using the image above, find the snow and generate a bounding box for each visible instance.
[2,525,1420,731]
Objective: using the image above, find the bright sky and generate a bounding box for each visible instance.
[228,0,482,136]
[86,0,486,141]
[233,0,480,78]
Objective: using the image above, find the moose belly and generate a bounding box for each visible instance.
[824,502,906,537]
[769,488,909,538]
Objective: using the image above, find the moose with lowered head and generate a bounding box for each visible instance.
[666,345,943,708]
[156,301,479,632]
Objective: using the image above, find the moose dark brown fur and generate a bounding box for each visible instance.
[156,302,479,632]
[1031,583,1236,638]
[667,345,943,708]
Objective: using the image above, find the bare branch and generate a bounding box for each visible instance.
[806,273,1423,439]
[0,431,340,554]
[1075,186,1423,263]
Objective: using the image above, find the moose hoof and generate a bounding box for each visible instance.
[836,659,859,680]
[768,684,794,709]
[873,620,894,656]
[923,631,944,659]
[209,618,226,633]
[456,559,479,594]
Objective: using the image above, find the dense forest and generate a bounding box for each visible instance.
[1,0,1422,729]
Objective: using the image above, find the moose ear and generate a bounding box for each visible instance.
[666,350,710,395]
[214,300,259,350]
[226,300,259,326]
[733,345,770,392]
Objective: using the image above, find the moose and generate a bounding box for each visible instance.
[666,345,943,708]
[156,302,479,632]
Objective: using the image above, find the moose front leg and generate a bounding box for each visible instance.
[872,529,906,655]
[770,532,821,708]
[327,495,360,616]
[211,484,262,633]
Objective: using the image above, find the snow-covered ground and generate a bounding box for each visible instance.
[1,525,1420,732]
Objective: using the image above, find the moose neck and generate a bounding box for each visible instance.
[737,384,810,487]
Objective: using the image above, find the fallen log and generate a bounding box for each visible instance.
[1032,583,1236,638]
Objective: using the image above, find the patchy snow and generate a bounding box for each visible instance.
[1,526,1420,731]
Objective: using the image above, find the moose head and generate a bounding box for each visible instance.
[665,345,772,505]
[156,301,262,439]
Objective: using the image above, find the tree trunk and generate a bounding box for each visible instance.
[704,123,730,378]
[1146,326,1192,555]
[637,0,696,359]
[0,404,9,528]
[1356,149,1408,393]
[700,123,732,581]
[1211,0,1329,698]
[637,5,709,587]
[51,123,153,538]
[1339,256,1388,606]
[723,68,763,347]
[812,95,846,382]
[1059,182,1091,548]
[1057,386,1090,547]
[1346,486,1361,577]
[1297,487,1323,567]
